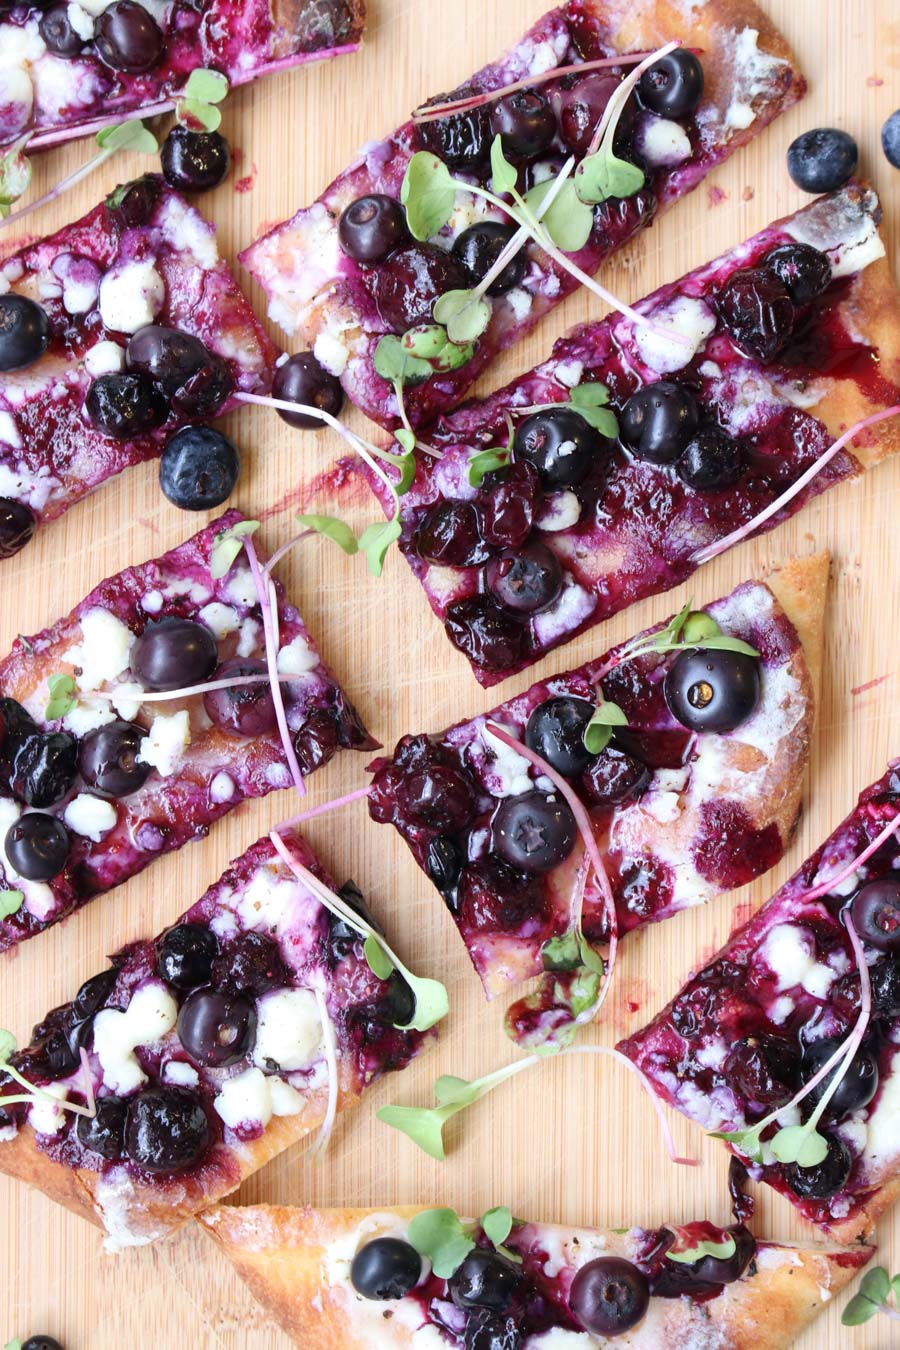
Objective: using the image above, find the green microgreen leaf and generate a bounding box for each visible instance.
[467,446,512,488]
[619,601,760,667]
[374,334,433,387]
[45,673,77,721]
[842,1292,881,1327]
[524,177,594,253]
[567,967,602,1018]
[432,288,492,345]
[575,147,645,206]
[176,98,222,133]
[541,930,581,972]
[210,519,260,580]
[892,1274,900,1302]
[182,68,229,104]
[481,1205,514,1249]
[0,891,24,919]
[582,699,627,754]
[400,151,457,241]
[490,136,518,196]
[378,1062,527,1160]
[860,1268,892,1305]
[709,1126,765,1165]
[769,1124,830,1168]
[402,324,451,360]
[408,1208,476,1279]
[0,1030,16,1064]
[4,1338,23,1350]
[399,971,450,1033]
[666,1235,737,1265]
[432,337,476,373]
[681,611,721,644]
[363,934,395,981]
[577,933,605,978]
[690,634,760,656]
[96,120,159,155]
[569,381,620,438]
[395,429,416,456]
[296,514,359,557]
[358,519,402,578]
[0,136,32,217]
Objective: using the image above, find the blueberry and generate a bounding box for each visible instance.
[514,408,607,488]
[850,878,900,952]
[491,90,557,158]
[126,325,231,415]
[7,731,78,808]
[784,1134,853,1199]
[882,111,900,170]
[350,1237,422,1300]
[0,499,36,559]
[486,542,563,615]
[444,595,526,672]
[0,294,51,373]
[161,126,231,193]
[94,0,164,72]
[426,834,465,910]
[570,1256,650,1336]
[339,194,408,264]
[131,617,218,692]
[639,50,704,119]
[582,746,650,805]
[78,721,152,798]
[525,696,595,777]
[272,352,344,430]
[371,243,472,332]
[676,425,743,490]
[76,1095,127,1159]
[156,923,219,990]
[763,243,832,305]
[416,500,491,568]
[619,380,699,464]
[724,1034,799,1108]
[786,128,859,194]
[419,103,491,170]
[398,764,475,833]
[452,222,527,297]
[664,648,761,733]
[801,1040,879,1118]
[558,73,620,156]
[716,267,795,363]
[871,958,900,1018]
[212,931,288,996]
[160,426,240,510]
[493,790,577,873]
[366,970,416,1027]
[450,1249,521,1311]
[73,968,118,1021]
[203,657,277,737]
[39,3,86,56]
[177,988,256,1068]
[5,813,69,881]
[84,372,167,440]
[124,1087,209,1174]
[464,1313,521,1350]
[21,1338,64,1350]
[649,1224,756,1298]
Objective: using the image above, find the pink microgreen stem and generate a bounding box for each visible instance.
[802,915,871,1131]
[243,537,306,799]
[484,721,619,1014]
[275,785,372,833]
[27,101,175,151]
[412,52,661,122]
[87,673,300,705]
[692,406,900,565]
[270,830,377,942]
[801,812,900,905]
[0,146,116,231]
[263,530,314,576]
[585,40,680,158]
[311,986,339,1157]
[472,155,576,300]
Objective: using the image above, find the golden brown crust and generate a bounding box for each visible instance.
[823,1174,900,1245]
[199,1204,874,1350]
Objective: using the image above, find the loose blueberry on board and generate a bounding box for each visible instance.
[416,501,491,568]
[38,3,85,56]
[525,696,596,777]
[350,1237,422,1300]
[0,294,51,373]
[420,103,491,170]
[272,351,345,429]
[452,222,527,296]
[486,542,563,614]
[619,381,699,464]
[676,425,743,489]
[444,595,526,671]
[124,1086,209,1173]
[493,790,577,873]
[491,90,556,158]
[514,408,606,487]
[570,1256,650,1336]
[76,1095,127,1159]
[156,923,219,990]
[339,194,409,263]
[762,243,832,305]
[665,649,761,733]
[883,110,900,169]
[84,373,168,440]
[78,720,152,798]
[0,498,36,558]
[786,127,859,193]
[638,50,704,118]
[161,127,232,193]
[801,1040,879,1117]
[204,657,278,736]
[450,1249,522,1311]
[160,426,241,510]
[213,931,289,997]
[850,878,900,952]
[372,243,473,332]
[7,730,78,808]
[94,0,165,72]
[131,616,218,692]
[582,745,651,805]
[716,267,794,362]
[5,813,70,881]
[177,988,256,1067]
[21,1339,64,1350]
[557,73,620,155]
[784,1134,853,1198]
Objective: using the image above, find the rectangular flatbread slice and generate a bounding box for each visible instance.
[0,830,424,1249]
[242,0,803,430]
[200,1202,874,1349]
[0,509,373,951]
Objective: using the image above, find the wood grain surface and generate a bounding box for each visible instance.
[2,2,899,1347]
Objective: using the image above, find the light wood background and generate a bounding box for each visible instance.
[1,2,899,1346]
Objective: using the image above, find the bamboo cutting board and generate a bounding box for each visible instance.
[1,2,899,1346]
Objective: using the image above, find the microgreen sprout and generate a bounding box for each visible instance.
[0,136,32,219]
[842,1267,900,1327]
[582,698,628,755]
[0,1034,96,1121]
[666,1234,737,1265]
[44,673,77,721]
[310,986,339,1157]
[594,600,758,684]
[269,831,449,1033]
[467,414,515,488]
[175,68,229,133]
[275,785,373,833]
[692,406,900,565]
[210,518,261,580]
[0,891,24,919]
[407,1205,521,1280]
[378,1045,699,1164]
[467,384,617,488]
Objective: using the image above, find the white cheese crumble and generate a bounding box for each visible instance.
[67,608,135,692]
[93,982,178,1094]
[640,115,692,167]
[477,725,533,797]
[63,793,117,842]
[162,1060,199,1089]
[314,331,350,377]
[198,602,239,640]
[98,259,165,335]
[862,1060,900,1177]
[253,988,322,1072]
[83,340,125,377]
[209,771,235,803]
[536,490,581,532]
[28,1082,69,1136]
[62,701,116,738]
[67,3,95,40]
[0,411,22,449]
[723,28,789,132]
[632,296,717,374]
[138,711,191,778]
[214,1067,273,1131]
[276,635,319,676]
[760,924,836,999]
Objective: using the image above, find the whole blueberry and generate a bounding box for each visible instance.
[21,1338,64,1350]
[350,1237,422,1300]
[85,372,167,440]
[160,426,240,510]
[95,0,164,72]
[5,813,70,881]
[0,499,36,559]
[76,1095,127,1159]
[787,128,859,194]
[156,922,219,990]
[339,194,408,264]
[883,111,900,170]
[493,790,577,873]
[763,243,832,306]
[638,50,704,119]
[161,127,231,193]
[0,294,51,373]
[124,1087,209,1173]
[676,426,743,490]
[784,1134,853,1199]
[272,352,344,430]
[619,381,699,465]
[525,695,595,777]
[39,3,86,56]
[664,648,761,733]
[570,1256,650,1336]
